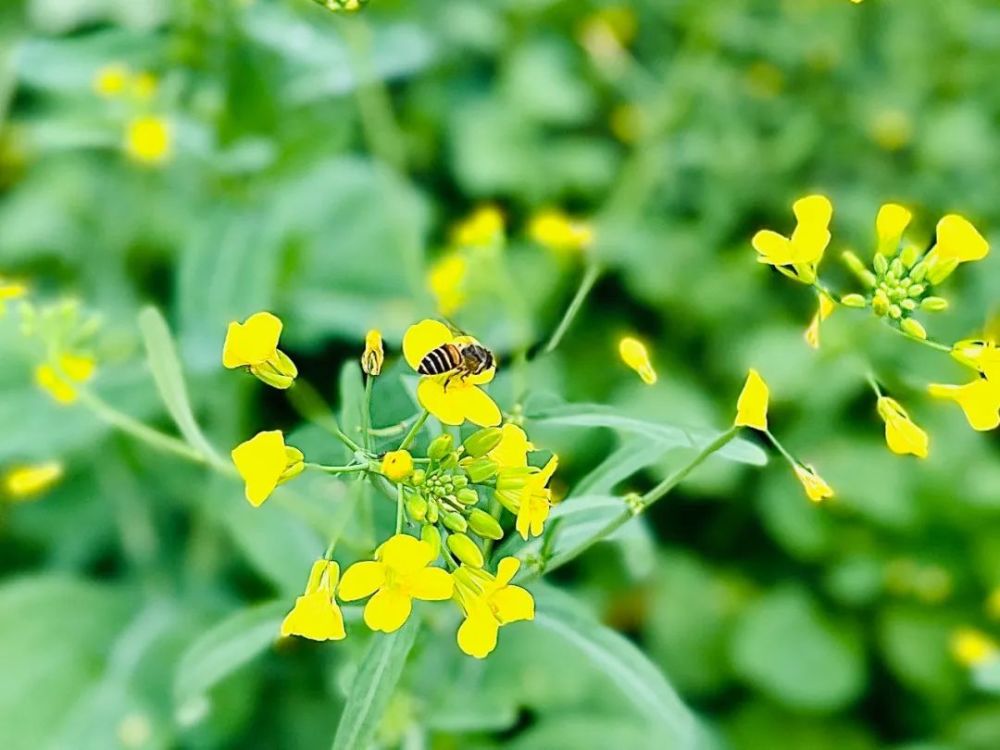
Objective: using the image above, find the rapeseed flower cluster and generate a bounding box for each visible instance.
[92,63,171,166]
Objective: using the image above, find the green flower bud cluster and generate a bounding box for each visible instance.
[840,242,949,340]
[396,427,506,569]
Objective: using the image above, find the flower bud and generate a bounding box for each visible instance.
[889,258,905,277]
[410,469,426,486]
[900,318,927,340]
[421,524,441,556]
[426,500,439,524]
[841,251,877,287]
[405,494,427,522]
[920,296,949,312]
[461,457,499,483]
[452,475,468,489]
[250,366,295,390]
[440,453,459,469]
[907,283,926,298]
[361,329,384,376]
[463,427,503,458]
[381,450,414,481]
[496,468,532,491]
[888,304,902,319]
[280,447,305,482]
[900,245,921,268]
[468,508,504,540]
[900,299,917,311]
[427,434,454,461]
[873,253,889,275]
[447,533,484,568]
[442,511,468,533]
[909,260,928,282]
[456,487,479,505]
[872,290,890,316]
[840,293,867,308]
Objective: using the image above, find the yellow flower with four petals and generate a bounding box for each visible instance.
[452,556,534,659]
[281,560,346,641]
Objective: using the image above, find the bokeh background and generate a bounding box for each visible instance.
[2,0,1000,748]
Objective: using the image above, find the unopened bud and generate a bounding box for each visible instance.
[428,434,454,461]
[840,293,867,308]
[463,427,503,458]
[872,290,890,316]
[426,500,439,524]
[900,299,917,311]
[468,508,504,540]
[842,251,877,287]
[421,524,440,556]
[907,283,926,298]
[900,318,927,340]
[888,304,902,319]
[410,469,426,486]
[889,258,905,277]
[405,494,427,522]
[909,260,928,282]
[921,296,949,312]
[873,253,889,275]
[442,511,468,533]
[361,329,384,376]
[447,533,484,568]
[496,468,532,491]
[461,457,499,483]
[900,245,921,268]
[280,447,305,482]
[456,487,479,505]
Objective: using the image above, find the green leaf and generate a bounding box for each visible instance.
[526,403,766,466]
[331,617,419,750]
[530,585,695,746]
[138,306,217,463]
[973,660,1000,694]
[731,587,864,712]
[496,494,626,564]
[173,600,287,706]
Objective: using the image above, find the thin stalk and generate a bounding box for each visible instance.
[305,463,370,475]
[362,376,374,452]
[399,410,430,451]
[764,429,798,468]
[886,323,952,352]
[542,262,601,355]
[395,483,404,534]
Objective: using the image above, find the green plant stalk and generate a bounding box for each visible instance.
[532,427,739,577]
[542,262,602,355]
[399,410,430,451]
[395,483,404,534]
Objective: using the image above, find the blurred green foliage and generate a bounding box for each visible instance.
[2,0,1000,748]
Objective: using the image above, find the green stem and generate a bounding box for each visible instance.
[362,376,374,452]
[763,429,798,468]
[399,410,430,451]
[305,463,370,475]
[395,483,404,534]
[865,373,883,397]
[886,323,952,352]
[532,427,738,577]
[542,262,601,355]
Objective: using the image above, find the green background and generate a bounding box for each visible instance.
[1,0,999,748]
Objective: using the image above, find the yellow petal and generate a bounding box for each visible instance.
[876,203,912,250]
[408,567,454,601]
[951,627,998,667]
[377,534,436,574]
[125,115,171,165]
[494,557,521,586]
[793,194,833,229]
[489,424,534,469]
[456,608,500,659]
[929,380,1000,431]
[231,430,287,506]
[935,214,989,263]
[223,312,283,368]
[364,588,413,633]
[752,230,794,266]
[877,397,929,458]
[491,585,534,624]
[789,222,831,265]
[794,465,834,502]
[402,319,453,370]
[734,369,769,430]
[951,339,1000,381]
[60,353,96,382]
[361,329,384,376]
[35,364,78,404]
[416,378,466,425]
[428,254,467,316]
[280,591,346,641]
[3,462,64,499]
[338,560,386,601]
[618,337,657,384]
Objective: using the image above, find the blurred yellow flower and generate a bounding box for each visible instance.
[489,424,534,469]
[402,319,501,427]
[281,560,346,641]
[928,378,1000,431]
[514,456,557,540]
[231,430,304,507]
[381,450,414,481]
[735,368,769,431]
[951,339,1000,381]
[529,210,594,256]
[951,627,998,668]
[223,311,298,389]
[361,329,384,376]
[35,353,96,405]
[618,337,657,385]
[804,293,836,349]
[427,253,467,316]
[93,63,129,98]
[877,397,929,458]
[752,195,832,284]
[453,557,534,658]
[125,115,171,166]
[451,205,504,248]
[0,276,27,315]
[3,462,64,500]
[794,464,834,503]
[339,534,453,633]
[876,203,912,255]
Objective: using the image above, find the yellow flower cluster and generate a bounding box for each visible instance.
[92,63,172,166]
[36,353,96,405]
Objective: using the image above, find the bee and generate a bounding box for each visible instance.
[418,341,495,386]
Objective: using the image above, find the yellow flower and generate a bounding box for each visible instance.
[222,311,298,389]
[950,627,998,668]
[618,337,657,385]
[529,210,594,256]
[794,464,834,503]
[933,214,989,263]
[2,462,63,500]
[734,368,769,431]
[876,203,912,255]
[35,353,96,405]
[451,205,504,248]
[125,115,172,166]
[0,276,27,315]
[510,456,558,540]
[231,430,304,507]
[951,339,1000,381]
[361,329,384,376]
[338,534,454,633]
[382,450,414,481]
[281,560,346,641]
[427,253,467,316]
[804,293,836,349]
[489,424,535,469]
[876,397,929,458]
[93,63,129,98]
[452,557,534,659]
[402,319,501,427]
[928,378,1000,431]
[751,194,832,284]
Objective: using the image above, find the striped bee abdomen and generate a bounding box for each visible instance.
[418,344,461,375]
